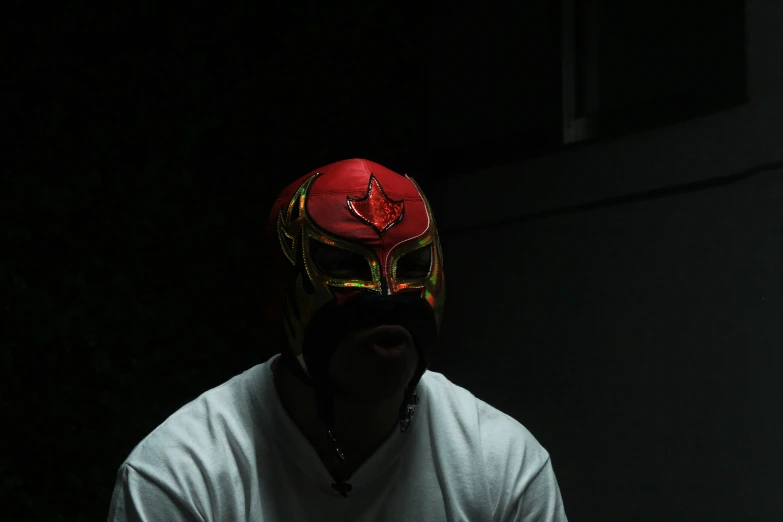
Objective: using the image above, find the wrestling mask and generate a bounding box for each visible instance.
[263,158,445,401]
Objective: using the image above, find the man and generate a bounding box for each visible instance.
[107,158,568,521]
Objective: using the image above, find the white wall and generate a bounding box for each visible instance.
[428,2,783,521]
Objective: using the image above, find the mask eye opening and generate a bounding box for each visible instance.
[397,244,433,279]
[309,239,373,281]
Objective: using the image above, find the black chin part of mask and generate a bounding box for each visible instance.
[300,290,438,394]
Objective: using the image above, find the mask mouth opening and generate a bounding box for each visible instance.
[364,326,410,349]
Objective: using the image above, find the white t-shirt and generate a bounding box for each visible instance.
[108,354,568,521]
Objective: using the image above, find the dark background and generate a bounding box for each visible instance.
[2,1,750,521]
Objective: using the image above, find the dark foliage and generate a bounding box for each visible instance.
[2,3,428,520]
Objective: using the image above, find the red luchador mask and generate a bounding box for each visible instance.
[263,159,445,384]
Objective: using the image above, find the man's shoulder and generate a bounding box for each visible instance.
[123,364,265,473]
[420,370,550,465]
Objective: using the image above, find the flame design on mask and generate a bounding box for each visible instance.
[346,175,405,235]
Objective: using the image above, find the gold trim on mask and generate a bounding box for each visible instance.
[400,175,446,331]
[278,172,410,294]
[302,228,382,292]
